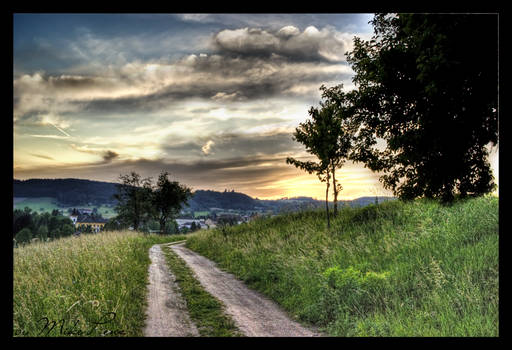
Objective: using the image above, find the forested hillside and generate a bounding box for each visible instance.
[13,178,395,213]
[13,179,118,206]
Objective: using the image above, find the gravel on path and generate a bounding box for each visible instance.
[170,242,321,337]
[143,244,199,337]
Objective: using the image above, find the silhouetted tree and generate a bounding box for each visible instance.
[346,13,498,202]
[114,172,153,231]
[287,85,354,226]
[13,208,33,238]
[151,171,192,234]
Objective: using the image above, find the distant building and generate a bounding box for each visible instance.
[205,219,217,229]
[75,217,108,233]
[176,219,208,230]
[69,215,78,225]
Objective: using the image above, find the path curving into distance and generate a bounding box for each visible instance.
[170,242,321,337]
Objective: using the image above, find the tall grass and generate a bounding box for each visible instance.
[13,231,187,337]
[186,195,499,336]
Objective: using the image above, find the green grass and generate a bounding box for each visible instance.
[194,211,210,218]
[13,197,60,212]
[161,245,243,337]
[13,197,117,218]
[94,205,116,219]
[186,195,499,337]
[13,231,187,337]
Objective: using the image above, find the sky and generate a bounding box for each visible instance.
[13,13,499,200]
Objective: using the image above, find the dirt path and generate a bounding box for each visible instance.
[170,242,321,337]
[143,244,199,337]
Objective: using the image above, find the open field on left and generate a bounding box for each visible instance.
[13,231,187,337]
[13,197,117,219]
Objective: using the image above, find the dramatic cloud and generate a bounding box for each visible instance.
[102,150,120,162]
[14,14,410,199]
[13,24,355,122]
[212,26,354,62]
[161,131,305,162]
[70,144,119,162]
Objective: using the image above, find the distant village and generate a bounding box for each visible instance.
[66,207,266,234]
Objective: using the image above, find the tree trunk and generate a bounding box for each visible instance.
[159,216,166,235]
[332,166,338,216]
[325,179,331,229]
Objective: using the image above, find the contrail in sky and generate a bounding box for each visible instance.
[48,122,71,137]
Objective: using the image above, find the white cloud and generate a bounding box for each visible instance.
[201,140,215,155]
[213,25,354,63]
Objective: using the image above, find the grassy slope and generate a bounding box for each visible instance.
[13,231,187,337]
[186,195,499,336]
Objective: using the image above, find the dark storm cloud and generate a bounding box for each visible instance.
[102,150,119,162]
[14,23,354,121]
[73,57,350,114]
[161,131,302,159]
[14,155,297,192]
[47,75,105,89]
[69,144,120,163]
[205,132,301,157]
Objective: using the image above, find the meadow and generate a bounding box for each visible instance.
[13,197,117,218]
[13,231,187,337]
[186,195,499,336]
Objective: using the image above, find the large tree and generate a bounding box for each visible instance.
[113,172,153,231]
[346,14,498,201]
[151,171,192,234]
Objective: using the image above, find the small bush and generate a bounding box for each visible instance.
[318,266,389,324]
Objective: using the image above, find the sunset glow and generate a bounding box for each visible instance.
[13,14,498,199]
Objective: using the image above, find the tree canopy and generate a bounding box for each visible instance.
[346,13,498,201]
[151,171,192,234]
[112,171,192,234]
[113,172,153,231]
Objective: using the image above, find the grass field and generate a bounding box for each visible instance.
[13,231,188,337]
[13,197,60,212]
[14,197,117,218]
[186,195,499,336]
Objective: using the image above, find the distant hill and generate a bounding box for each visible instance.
[13,178,395,213]
[13,178,118,206]
[188,190,257,211]
[256,196,395,213]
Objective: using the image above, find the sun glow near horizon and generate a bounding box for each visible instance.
[13,14,498,201]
